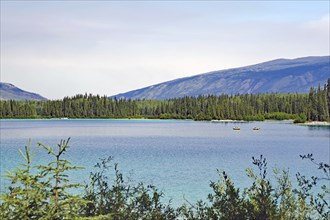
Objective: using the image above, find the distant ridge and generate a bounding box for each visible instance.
[112,56,330,100]
[0,82,47,101]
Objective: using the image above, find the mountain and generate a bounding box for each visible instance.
[0,82,47,101]
[113,56,330,100]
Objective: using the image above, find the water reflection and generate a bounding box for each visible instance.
[307,125,330,131]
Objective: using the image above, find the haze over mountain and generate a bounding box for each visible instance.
[112,56,330,100]
[0,82,47,101]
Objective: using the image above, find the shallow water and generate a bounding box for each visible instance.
[1,119,329,206]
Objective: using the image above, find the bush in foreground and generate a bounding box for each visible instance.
[1,139,329,219]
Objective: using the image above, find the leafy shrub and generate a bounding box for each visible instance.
[293,113,307,123]
[82,157,177,219]
[243,114,265,121]
[264,112,296,120]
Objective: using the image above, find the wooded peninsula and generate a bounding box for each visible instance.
[1,79,329,123]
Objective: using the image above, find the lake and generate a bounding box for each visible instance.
[0,119,329,207]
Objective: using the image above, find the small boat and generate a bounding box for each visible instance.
[233,127,240,130]
[253,127,260,130]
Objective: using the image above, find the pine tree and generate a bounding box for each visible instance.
[0,142,48,219]
[37,138,87,219]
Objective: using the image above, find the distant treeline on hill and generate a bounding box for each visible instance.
[1,79,329,122]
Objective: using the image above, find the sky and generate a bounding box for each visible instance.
[1,1,329,100]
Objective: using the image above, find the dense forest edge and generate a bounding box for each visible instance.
[0,138,329,219]
[1,79,330,123]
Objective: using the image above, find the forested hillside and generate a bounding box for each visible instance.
[1,80,329,122]
[113,56,330,100]
[0,82,47,101]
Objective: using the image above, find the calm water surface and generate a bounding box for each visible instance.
[1,119,329,206]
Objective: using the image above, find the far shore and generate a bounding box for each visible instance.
[1,117,330,126]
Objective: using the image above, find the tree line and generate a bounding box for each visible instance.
[1,79,329,122]
[1,139,329,219]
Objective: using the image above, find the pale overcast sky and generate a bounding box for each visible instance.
[1,1,329,99]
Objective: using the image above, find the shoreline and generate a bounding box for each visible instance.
[302,121,330,126]
[1,117,330,126]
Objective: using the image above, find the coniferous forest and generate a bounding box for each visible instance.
[1,80,330,122]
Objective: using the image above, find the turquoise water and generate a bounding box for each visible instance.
[0,119,329,206]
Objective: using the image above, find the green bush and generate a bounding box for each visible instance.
[0,139,87,219]
[82,157,177,219]
[181,154,329,220]
[243,114,265,121]
[264,112,296,120]
[293,113,307,123]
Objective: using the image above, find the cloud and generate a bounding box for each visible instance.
[304,14,330,33]
[1,1,329,99]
